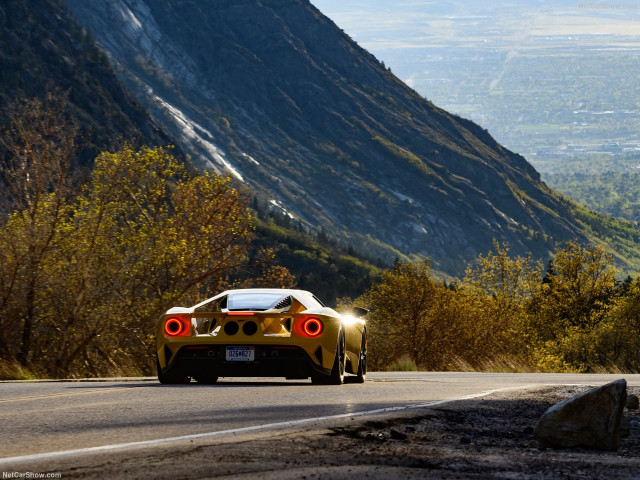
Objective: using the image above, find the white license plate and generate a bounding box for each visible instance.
[226,346,255,361]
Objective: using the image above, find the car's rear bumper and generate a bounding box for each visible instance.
[161,344,331,379]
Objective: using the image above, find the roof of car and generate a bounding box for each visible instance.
[223,288,310,295]
[192,288,323,311]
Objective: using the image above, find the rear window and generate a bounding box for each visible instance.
[227,292,289,311]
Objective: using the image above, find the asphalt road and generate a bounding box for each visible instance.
[2,372,639,470]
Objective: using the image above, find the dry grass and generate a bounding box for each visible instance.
[437,355,541,373]
[387,355,419,371]
[0,359,41,380]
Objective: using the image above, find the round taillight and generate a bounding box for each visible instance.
[164,317,184,336]
[303,317,323,337]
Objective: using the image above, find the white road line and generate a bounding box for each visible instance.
[0,385,533,467]
[0,385,149,403]
[0,377,156,383]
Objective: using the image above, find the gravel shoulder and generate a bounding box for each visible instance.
[19,385,640,479]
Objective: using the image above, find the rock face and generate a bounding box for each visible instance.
[534,380,627,451]
[63,0,592,275]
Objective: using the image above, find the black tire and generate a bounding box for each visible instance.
[193,374,219,384]
[157,358,190,385]
[327,329,346,385]
[354,330,367,383]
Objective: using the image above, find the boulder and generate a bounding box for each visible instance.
[626,393,639,410]
[620,416,631,438]
[533,379,627,451]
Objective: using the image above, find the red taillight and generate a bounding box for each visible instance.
[164,316,190,337]
[227,311,256,316]
[302,317,323,337]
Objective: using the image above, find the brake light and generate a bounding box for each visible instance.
[227,312,256,316]
[302,317,323,337]
[164,316,190,337]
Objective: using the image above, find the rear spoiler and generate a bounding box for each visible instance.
[351,307,369,318]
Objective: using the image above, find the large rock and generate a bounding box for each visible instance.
[620,416,631,438]
[534,379,627,451]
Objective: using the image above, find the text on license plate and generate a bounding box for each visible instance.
[226,346,255,361]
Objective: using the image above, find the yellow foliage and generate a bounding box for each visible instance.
[355,239,636,374]
[0,144,255,377]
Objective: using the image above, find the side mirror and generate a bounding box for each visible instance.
[351,306,369,318]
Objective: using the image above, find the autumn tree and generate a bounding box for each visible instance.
[527,240,617,371]
[1,135,258,376]
[543,240,616,330]
[465,241,542,308]
[362,259,452,369]
[0,92,77,367]
[464,241,543,360]
[599,278,640,371]
[246,265,296,289]
[42,145,255,375]
[347,239,640,373]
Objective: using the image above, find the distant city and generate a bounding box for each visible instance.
[311,0,640,175]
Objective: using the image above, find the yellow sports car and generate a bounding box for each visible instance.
[156,288,367,385]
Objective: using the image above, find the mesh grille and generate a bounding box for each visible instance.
[273,296,292,310]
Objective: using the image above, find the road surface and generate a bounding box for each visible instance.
[1,372,639,472]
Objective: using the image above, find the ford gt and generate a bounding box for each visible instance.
[156,288,367,385]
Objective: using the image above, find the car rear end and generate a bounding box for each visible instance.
[157,305,341,381]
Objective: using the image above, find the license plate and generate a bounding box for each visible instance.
[226,346,255,361]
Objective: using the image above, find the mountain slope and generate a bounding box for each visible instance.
[63,0,631,275]
[0,0,172,165]
[0,0,385,305]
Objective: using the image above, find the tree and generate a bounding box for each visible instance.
[46,145,254,375]
[599,278,640,371]
[1,139,257,377]
[527,240,617,371]
[363,259,445,369]
[245,265,296,289]
[464,241,543,361]
[0,92,77,366]
[464,241,543,308]
[536,240,616,331]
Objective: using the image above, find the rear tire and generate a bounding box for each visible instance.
[327,329,346,385]
[354,330,367,384]
[310,330,346,385]
[157,358,190,385]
